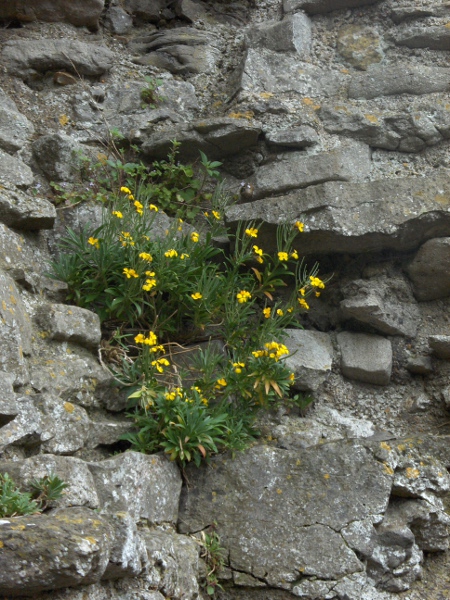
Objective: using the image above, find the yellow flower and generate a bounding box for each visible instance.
[253,245,264,263]
[139,252,153,261]
[294,221,304,232]
[191,292,203,300]
[134,200,144,215]
[237,290,252,303]
[315,291,321,297]
[216,378,227,387]
[191,232,199,243]
[245,228,258,238]
[252,350,265,358]
[180,253,190,260]
[123,267,139,279]
[289,373,295,384]
[112,210,123,218]
[278,251,289,261]
[287,307,294,313]
[149,204,159,212]
[310,276,325,289]
[134,334,145,344]
[298,298,310,310]
[263,307,271,319]
[120,186,131,194]
[135,331,158,346]
[290,250,299,260]
[299,287,306,296]
[88,237,100,249]
[152,358,170,373]
[232,362,245,374]
[212,210,221,220]
[142,278,157,291]
[165,249,178,258]
[264,341,289,360]
[203,211,209,217]
[276,309,284,316]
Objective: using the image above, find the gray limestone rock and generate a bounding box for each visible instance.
[224,171,450,256]
[283,0,381,14]
[175,0,210,23]
[141,117,261,161]
[283,329,334,391]
[251,141,371,200]
[238,48,343,98]
[0,87,35,153]
[337,25,384,70]
[130,28,219,75]
[88,451,182,523]
[348,64,450,100]
[337,332,392,385]
[123,0,165,22]
[33,133,86,183]
[103,511,147,579]
[428,335,450,360]
[390,4,450,24]
[392,450,450,500]
[265,125,318,148]
[86,416,132,450]
[103,5,134,34]
[2,39,115,80]
[394,26,450,51]
[40,396,91,455]
[0,150,33,189]
[142,529,200,599]
[406,238,450,301]
[0,395,49,453]
[0,185,55,230]
[0,507,113,595]
[406,355,433,376]
[0,454,100,509]
[0,0,104,30]
[179,441,393,589]
[35,303,101,350]
[245,14,312,57]
[0,372,18,427]
[339,277,420,337]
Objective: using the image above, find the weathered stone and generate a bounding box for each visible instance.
[123,0,165,22]
[390,4,450,24]
[224,171,450,256]
[175,0,210,23]
[0,0,104,30]
[251,141,371,200]
[337,25,384,70]
[238,48,342,98]
[2,39,115,80]
[130,28,219,75]
[33,133,86,183]
[333,572,400,600]
[283,329,334,391]
[0,396,49,454]
[35,303,101,350]
[103,5,134,34]
[142,529,200,598]
[86,416,132,450]
[88,451,182,523]
[0,372,18,427]
[265,125,318,148]
[141,117,261,161]
[337,332,392,385]
[340,277,420,337]
[406,355,433,376]
[392,451,450,500]
[442,387,450,411]
[40,396,91,455]
[428,335,450,360]
[348,64,450,100]
[0,454,100,509]
[283,0,380,14]
[394,26,450,51]
[0,185,55,230]
[245,14,312,57]
[406,238,450,301]
[0,87,34,153]
[0,507,113,595]
[179,441,393,589]
[0,149,33,189]
[102,512,146,579]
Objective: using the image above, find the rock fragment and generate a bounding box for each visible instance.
[337,332,392,385]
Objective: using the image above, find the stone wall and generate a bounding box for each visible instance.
[0,0,450,599]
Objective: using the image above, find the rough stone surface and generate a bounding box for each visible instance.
[2,39,115,80]
[0,507,113,595]
[40,396,91,455]
[406,238,450,301]
[35,303,101,349]
[33,133,86,183]
[251,141,371,200]
[283,0,380,14]
[0,0,104,29]
[393,26,450,51]
[348,65,450,100]
[0,185,55,230]
[265,125,318,148]
[0,149,33,189]
[88,452,182,523]
[337,25,384,70]
[102,511,146,580]
[103,5,133,35]
[0,87,35,153]
[245,14,312,57]
[428,335,450,360]
[0,372,18,427]
[283,329,334,391]
[337,332,392,385]
[123,0,165,23]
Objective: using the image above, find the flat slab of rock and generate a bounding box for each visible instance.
[0,185,55,230]
[0,151,33,190]
[0,507,112,595]
[225,170,450,256]
[429,335,450,360]
[394,26,450,51]
[348,64,450,100]
[179,440,393,589]
[35,303,101,349]
[0,0,104,29]
[337,332,392,385]
[251,141,370,199]
[2,39,114,80]
[406,238,450,301]
[0,88,34,153]
[284,329,334,391]
[245,14,312,57]
[0,372,18,427]
[283,0,380,14]
[265,125,318,148]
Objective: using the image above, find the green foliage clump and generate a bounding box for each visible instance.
[140,76,164,109]
[197,524,226,596]
[49,145,324,469]
[0,473,68,518]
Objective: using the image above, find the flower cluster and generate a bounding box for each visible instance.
[237,290,252,303]
[252,341,289,362]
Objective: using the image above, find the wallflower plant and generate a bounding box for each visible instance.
[49,148,324,469]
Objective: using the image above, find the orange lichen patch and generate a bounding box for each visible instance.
[212,100,222,108]
[276,488,283,494]
[228,111,254,120]
[64,402,75,414]
[296,459,301,466]
[445,22,450,28]
[364,114,379,124]
[383,463,394,476]
[0,541,3,548]
[397,444,406,452]
[84,537,98,545]
[259,92,274,99]
[406,467,420,479]
[380,441,391,451]
[340,68,350,74]
[302,97,321,110]
[59,114,69,126]
[434,193,450,205]
[10,524,26,531]
[323,473,330,480]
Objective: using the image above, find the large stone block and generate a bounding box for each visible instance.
[35,303,101,350]
[0,0,104,29]
[283,329,333,391]
[0,150,33,190]
[337,332,392,385]
[0,87,34,153]
[406,238,450,301]
[0,185,55,230]
[394,26,450,51]
[245,14,312,57]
